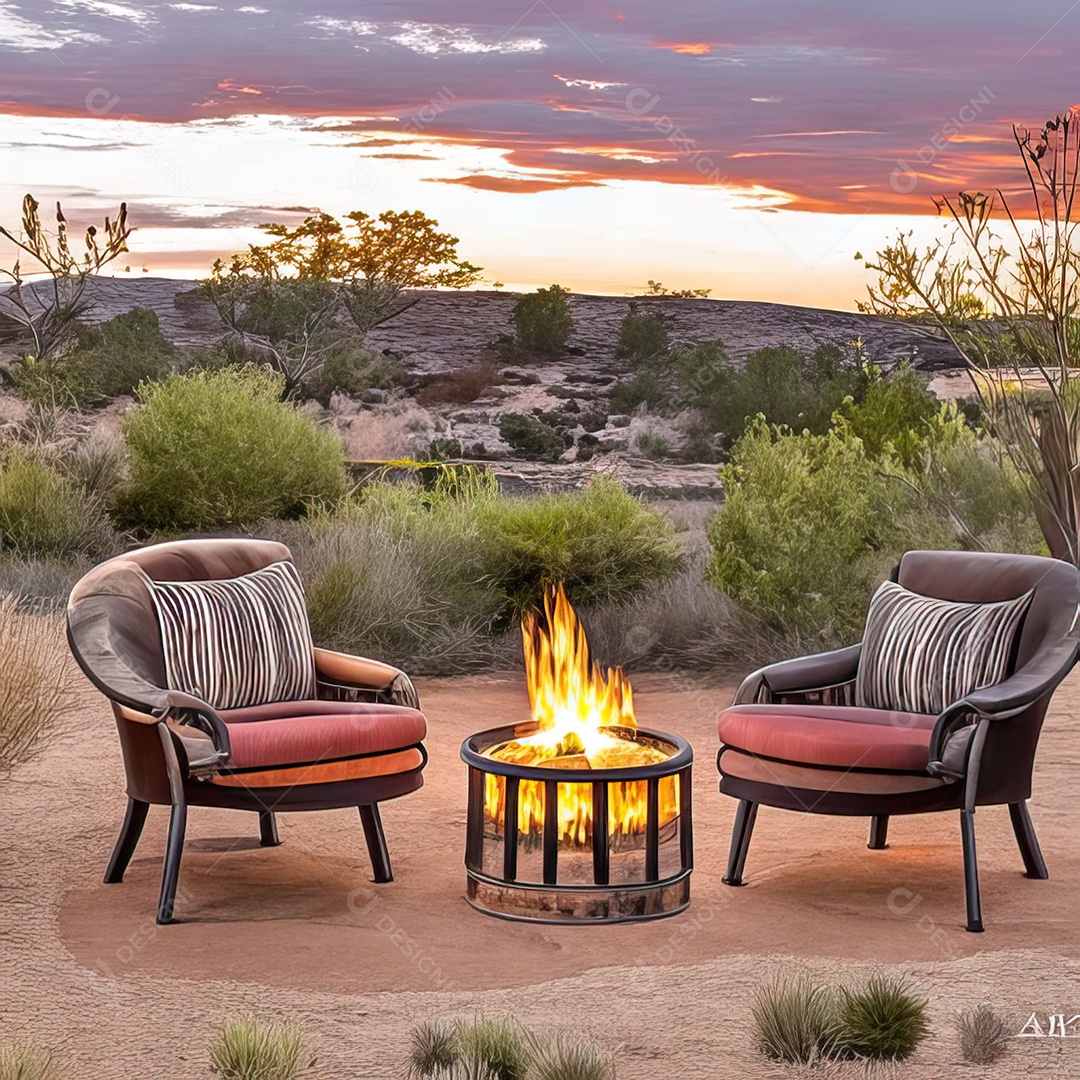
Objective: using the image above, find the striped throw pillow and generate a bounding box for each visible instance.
[148,560,316,710]
[855,580,1033,716]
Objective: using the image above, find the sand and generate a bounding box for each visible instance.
[3,670,1080,1078]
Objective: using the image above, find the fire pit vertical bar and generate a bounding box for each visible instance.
[679,769,694,870]
[592,781,610,885]
[466,768,484,871]
[543,780,559,885]
[645,777,660,881]
[503,777,519,880]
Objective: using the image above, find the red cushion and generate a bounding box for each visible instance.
[220,700,427,770]
[718,704,937,772]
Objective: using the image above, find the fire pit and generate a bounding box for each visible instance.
[461,587,693,923]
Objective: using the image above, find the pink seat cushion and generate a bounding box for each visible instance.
[717,704,937,773]
[220,700,427,770]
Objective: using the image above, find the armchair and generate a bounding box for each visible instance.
[68,538,428,924]
[717,550,1080,931]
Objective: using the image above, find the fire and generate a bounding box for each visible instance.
[483,585,678,848]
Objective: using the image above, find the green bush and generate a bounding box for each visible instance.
[115,367,348,532]
[208,1017,308,1080]
[0,445,113,558]
[616,307,668,364]
[10,308,177,406]
[303,342,403,406]
[835,975,929,1061]
[677,342,869,442]
[609,372,671,414]
[513,285,573,355]
[633,432,670,459]
[499,413,566,461]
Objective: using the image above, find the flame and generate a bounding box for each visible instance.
[483,585,678,848]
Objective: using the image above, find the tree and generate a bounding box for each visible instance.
[203,209,481,396]
[0,195,131,361]
[860,109,1080,563]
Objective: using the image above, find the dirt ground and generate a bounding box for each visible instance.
[4,670,1080,1078]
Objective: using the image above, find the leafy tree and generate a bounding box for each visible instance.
[859,109,1080,562]
[0,195,131,361]
[645,279,711,298]
[512,284,573,355]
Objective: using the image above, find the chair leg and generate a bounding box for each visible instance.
[868,814,889,850]
[722,800,758,886]
[1008,801,1048,879]
[258,810,282,847]
[960,809,983,933]
[359,804,393,883]
[156,803,187,925]
[104,797,149,884]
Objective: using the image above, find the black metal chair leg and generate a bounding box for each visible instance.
[259,810,282,847]
[960,809,983,933]
[722,799,758,886]
[156,803,187,925]
[1008,801,1048,879]
[868,814,889,850]
[104,797,149,884]
[359,804,393,883]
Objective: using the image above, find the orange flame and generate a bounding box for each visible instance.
[484,585,677,848]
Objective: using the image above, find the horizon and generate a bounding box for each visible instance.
[0,2,1072,310]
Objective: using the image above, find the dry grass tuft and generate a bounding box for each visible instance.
[0,1040,57,1080]
[0,595,81,772]
[208,1017,309,1080]
[956,1004,1010,1065]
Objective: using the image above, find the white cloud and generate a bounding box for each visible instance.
[54,0,154,24]
[236,4,267,11]
[305,17,376,37]
[169,2,220,9]
[389,22,544,55]
[751,96,783,103]
[554,75,625,91]
[0,3,107,49]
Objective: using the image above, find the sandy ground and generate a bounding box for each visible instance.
[4,670,1080,1078]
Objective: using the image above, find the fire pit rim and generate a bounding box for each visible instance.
[459,721,694,782]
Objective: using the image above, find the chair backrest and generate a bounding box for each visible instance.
[68,538,294,708]
[896,550,1079,670]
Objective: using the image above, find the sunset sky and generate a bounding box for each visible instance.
[0,1,1072,309]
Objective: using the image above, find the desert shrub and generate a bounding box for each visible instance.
[0,553,89,608]
[208,1017,308,1080]
[957,1004,1010,1065]
[425,438,464,460]
[303,342,403,406]
[835,974,929,1061]
[418,365,500,406]
[115,367,348,532]
[633,432,670,459]
[616,307,668,364]
[0,1040,57,1080]
[677,342,868,442]
[609,372,671,414]
[707,421,902,641]
[835,364,941,469]
[752,974,840,1065]
[9,308,177,406]
[0,444,114,558]
[0,596,81,771]
[513,285,572,355]
[499,413,566,460]
[526,1034,615,1080]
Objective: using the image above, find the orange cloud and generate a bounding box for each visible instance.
[656,41,714,55]
[426,174,604,193]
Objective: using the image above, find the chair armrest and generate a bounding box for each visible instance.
[927,635,1080,773]
[314,648,420,709]
[161,689,232,765]
[734,644,862,704]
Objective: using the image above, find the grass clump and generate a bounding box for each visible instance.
[115,366,348,532]
[956,1004,1010,1065]
[513,285,573,356]
[499,413,567,461]
[208,1017,309,1080]
[0,595,80,771]
[752,973,841,1065]
[407,1017,611,1080]
[835,974,929,1061]
[0,1040,57,1080]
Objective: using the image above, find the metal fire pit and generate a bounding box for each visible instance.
[461,722,693,924]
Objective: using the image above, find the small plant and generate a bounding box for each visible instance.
[208,1017,309,1080]
[115,366,348,532]
[957,1004,1010,1065]
[752,973,840,1065]
[616,306,669,364]
[0,595,80,771]
[835,974,929,1061]
[527,1033,615,1080]
[633,432,670,460]
[513,285,573,355]
[0,1040,56,1080]
[499,413,566,461]
[644,280,711,298]
[609,372,671,414]
[303,342,403,406]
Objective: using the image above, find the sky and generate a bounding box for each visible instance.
[0,1,1073,309]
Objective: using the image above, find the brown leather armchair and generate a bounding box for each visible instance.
[717,550,1080,931]
[68,538,428,924]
